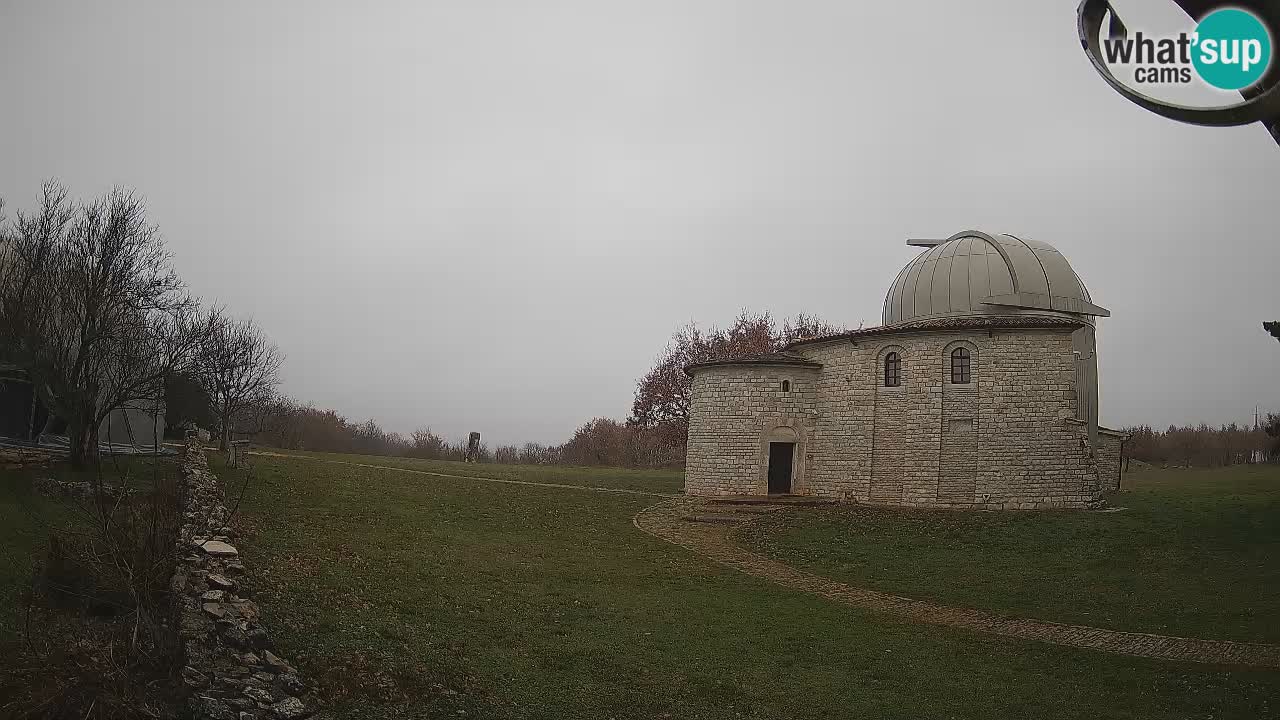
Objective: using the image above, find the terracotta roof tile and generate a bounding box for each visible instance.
[784,315,1084,349]
[684,351,822,376]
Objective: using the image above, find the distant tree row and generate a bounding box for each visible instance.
[225,401,682,469]
[1121,421,1279,468]
[213,311,844,469]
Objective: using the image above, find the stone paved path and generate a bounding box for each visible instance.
[634,499,1280,668]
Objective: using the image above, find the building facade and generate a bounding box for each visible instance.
[684,231,1125,509]
[0,363,166,451]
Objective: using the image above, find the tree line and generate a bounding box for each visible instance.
[219,406,675,468]
[1121,421,1279,468]
[166,310,843,468]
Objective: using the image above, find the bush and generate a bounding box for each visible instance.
[2,463,184,719]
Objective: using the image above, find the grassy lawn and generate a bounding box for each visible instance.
[231,451,1280,720]
[0,454,174,643]
[738,464,1280,644]
[255,449,684,495]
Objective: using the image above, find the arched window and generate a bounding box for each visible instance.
[780,380,791,393]
[884,352,901,387]
[951,347,971,384]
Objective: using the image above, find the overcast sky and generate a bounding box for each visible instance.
[2,0,1277,445]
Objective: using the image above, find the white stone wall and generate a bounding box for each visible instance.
[685,328,1110,509]
[685,365,819,496]
[1096,429,1125,492]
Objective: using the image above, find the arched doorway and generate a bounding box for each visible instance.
[765,425,799,495]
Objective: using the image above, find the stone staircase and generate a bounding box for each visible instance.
[680,494,837,524]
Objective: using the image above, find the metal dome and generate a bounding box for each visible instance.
[882,231,1109,327]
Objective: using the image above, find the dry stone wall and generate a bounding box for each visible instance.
[172,439,313,720]
[1096,429,1125,492]
[687,328,1111,509]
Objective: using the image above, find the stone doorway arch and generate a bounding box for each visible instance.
[757,422,807,495]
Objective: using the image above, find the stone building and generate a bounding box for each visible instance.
[684,231,1125,509]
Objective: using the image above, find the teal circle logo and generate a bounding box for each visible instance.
[1192,8,1272,90]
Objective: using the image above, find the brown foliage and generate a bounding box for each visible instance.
[560,418,678,468]
[627,311,843,458]
[407,428,484,462]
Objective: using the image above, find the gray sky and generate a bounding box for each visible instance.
[2,0,1277,446]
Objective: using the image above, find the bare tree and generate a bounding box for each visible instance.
[195,310,283,451]
[0,182,201,467]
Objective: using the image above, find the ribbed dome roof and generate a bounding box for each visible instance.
[882,231,1108,327]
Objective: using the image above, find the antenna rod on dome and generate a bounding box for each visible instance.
[906,238,947,247]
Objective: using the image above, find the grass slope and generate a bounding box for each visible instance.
[255,449,684,495]
[739,464,1280,644]
[232,452,1280,720]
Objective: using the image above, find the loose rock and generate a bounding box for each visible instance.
[201,539,240,556]
[269,696,308,720]
[208,573,236,590]
[196,697,238,720]
[262,650,293,673]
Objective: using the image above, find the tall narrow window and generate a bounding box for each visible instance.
[884,352,901,387]
[951,347,971,384]
[781,380,790,393]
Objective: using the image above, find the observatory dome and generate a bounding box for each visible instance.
[882,231,1109,327]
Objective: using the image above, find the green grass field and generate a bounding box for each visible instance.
[738,464,1280,644]
[253,449,685,495]
[222,452,1280,720]
[0,455,172,643]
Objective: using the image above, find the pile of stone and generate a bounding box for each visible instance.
[172,438,314,720]
[35,477,135,500]
[0,446,52,469]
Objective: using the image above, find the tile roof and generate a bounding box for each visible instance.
[784,315,1085,350]
[683,316,1083,375]
[684,351,822,376]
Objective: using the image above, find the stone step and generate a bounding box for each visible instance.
[680,513,747,524]
[707,494,837,507]
[717,505,785,514]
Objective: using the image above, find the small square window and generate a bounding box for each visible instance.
[781,380,791,392]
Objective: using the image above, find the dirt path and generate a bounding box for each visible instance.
[634,499,1280,669]
[248,450,677,498]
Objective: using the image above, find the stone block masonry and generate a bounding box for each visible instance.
[685,364,820,496]
[685,232,1122,510]
[172,437,314,720]
[686,327,1122,509]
